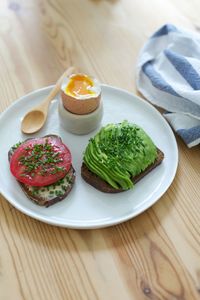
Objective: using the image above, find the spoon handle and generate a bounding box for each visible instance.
[40,66,76,109]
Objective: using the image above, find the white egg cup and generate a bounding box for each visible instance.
[58,99,103,135]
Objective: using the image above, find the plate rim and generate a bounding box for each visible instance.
[0,84,178,229]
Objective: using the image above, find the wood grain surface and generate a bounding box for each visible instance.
[0,0,200,299]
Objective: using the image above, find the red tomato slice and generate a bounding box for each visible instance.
[10,136,72,186]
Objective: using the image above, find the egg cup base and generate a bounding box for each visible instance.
[58,100,103,135]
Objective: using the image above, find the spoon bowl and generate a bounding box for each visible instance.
[22,110,46,134]
[21,66,76,134]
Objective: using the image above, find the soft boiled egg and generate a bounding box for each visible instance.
[61,73,101,115]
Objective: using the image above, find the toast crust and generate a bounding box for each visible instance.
[81,148,164,193]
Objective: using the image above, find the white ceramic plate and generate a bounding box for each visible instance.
[0,85,178,229]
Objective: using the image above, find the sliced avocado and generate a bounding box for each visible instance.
[83,121,157,190]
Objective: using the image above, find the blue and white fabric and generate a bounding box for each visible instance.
[136,24,200,147]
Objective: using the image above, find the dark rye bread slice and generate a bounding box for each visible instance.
[81,148,164,193]
[8,135,75,207]
[16,166,75,207]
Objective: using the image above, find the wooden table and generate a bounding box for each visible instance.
[0,1,200,299]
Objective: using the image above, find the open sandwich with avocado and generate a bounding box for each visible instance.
[81,121,164,193]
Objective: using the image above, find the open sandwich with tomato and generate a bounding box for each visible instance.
[8,135,75,207]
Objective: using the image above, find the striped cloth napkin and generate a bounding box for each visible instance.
[136,24,200,148]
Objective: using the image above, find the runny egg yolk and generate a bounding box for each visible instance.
[65,74,96,98]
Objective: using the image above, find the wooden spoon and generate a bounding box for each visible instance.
[21,66,76,134]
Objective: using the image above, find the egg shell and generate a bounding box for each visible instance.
[61,91,101,115]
